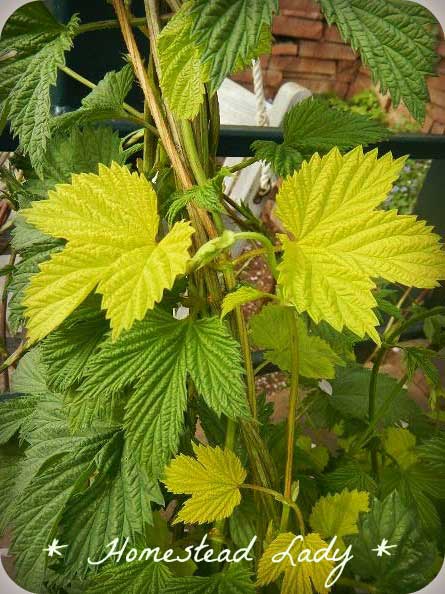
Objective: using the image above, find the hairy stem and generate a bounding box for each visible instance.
[59,65,159,136]
[144,0,185,165]
[180,120,208,186]
[113,0,218,256]
[77,17,148,34]
[280,312,300,532]
[228,157,258,174]
[366,286,413,364]
[353,373,407,453]
[225,268,257,418]
[113,1,191,186]
[367,305,445,477]
[234,232,279,279]
[241,484,305,534]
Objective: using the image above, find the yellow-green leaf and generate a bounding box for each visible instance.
[276,147,445,343]
[383,427,418,470]
[158,6,209,120]
[221,286,272,319]
[257,532,333,594]
[22,163,194,342]
[250,304,342,378]
[309,489,370,541]
[163,444,246,524]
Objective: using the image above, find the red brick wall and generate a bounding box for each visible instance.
[231,0,445,134]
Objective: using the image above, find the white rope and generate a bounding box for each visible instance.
[252,59,272,195]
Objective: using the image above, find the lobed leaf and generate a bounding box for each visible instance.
[164,566,255,593]
[276,147,445,343]
[21,163,194,342]
[163,444,246,524]
[80,310,249,474]
[317,0,438,121]
[250,304,342,378]
[0,3,79,173]
[348,492,438,593]
[252,98,388,177]
[221,285,272,319]
[310,488,370,540]
[257,532,333,594]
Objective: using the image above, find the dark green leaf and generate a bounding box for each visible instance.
[0,4,79,173]
[52,66,134,133]
[318,0,438,121]
[251,140,303,177]
[41,297,109,392]
[85,560,172,594]
[80,310,249,475]
[329,366,418,425]
[190,0,278,94]
[164,565,256,593]
[348,492,437,593]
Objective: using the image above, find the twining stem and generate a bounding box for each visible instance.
[59,65,160,136]
[77,17,148,34]
[113,0,191,188]
[228,157,258,174]
[234,232,279,279]
[280,312,300,532]
[231,244,282,269]
[144,0,185,164]
[180,120,208,186]
[224,267,257,418]
[368,348,385,478]
[181,119,258,418]
[353,373,407,454]
[366,286,413,364]
[241,484,305,535]
[367,305,445,477]
[113,0,218,254]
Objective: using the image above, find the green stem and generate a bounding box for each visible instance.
[368,347,385,478]
[234,232,279,279]
[367,306,445,477]
[353,374,407,453]
[241,484,305,535]
[180,120,208,186]
[77,17,148,34]
[225,268,257,418]
[59,65,159,136]
[280,312,300,532]
[228,157,258,174]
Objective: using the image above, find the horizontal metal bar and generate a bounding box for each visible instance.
[218,127,445,159]
[1,123,445,159]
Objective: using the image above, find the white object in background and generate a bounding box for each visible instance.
[0,1,33,35]
[413,1,445,31]
[218,79,311,224]
[0,549,33,593]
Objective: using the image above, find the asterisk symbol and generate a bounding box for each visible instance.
[43,539,68,558]
[372,538,397,557]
